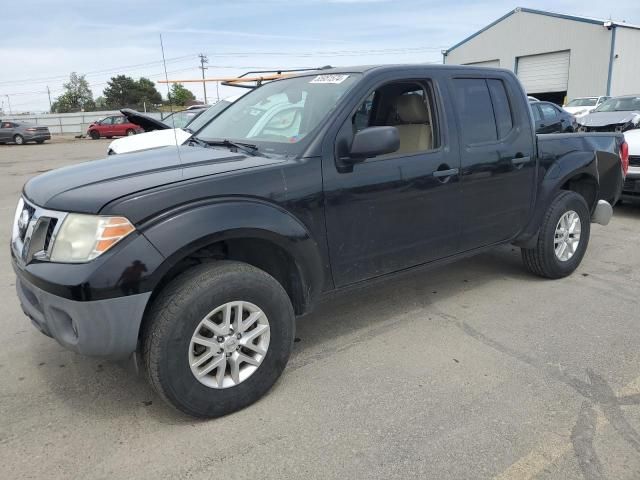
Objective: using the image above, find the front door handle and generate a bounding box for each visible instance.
[511,156,531,166]
[433,168,459,178]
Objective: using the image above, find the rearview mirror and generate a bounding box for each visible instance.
[348,126,400,160]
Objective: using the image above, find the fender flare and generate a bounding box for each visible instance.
[514,150,599,247]
[141,198,326,311]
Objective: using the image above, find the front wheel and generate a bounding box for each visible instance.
[13,134,24,145]
[142,261,295,418]
[521,190,591,279]
[89,130,100,140]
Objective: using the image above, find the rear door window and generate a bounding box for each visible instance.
[452,78,497,144]
[487,79,513,138]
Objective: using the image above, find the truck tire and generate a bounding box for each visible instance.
[521,190,590,279]
[142,261,295,418]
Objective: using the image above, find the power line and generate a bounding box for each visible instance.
[0,46,445,87]
[0,54,196,86]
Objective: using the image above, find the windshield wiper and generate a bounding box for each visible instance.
[187,135,207,147]
[206,139,261,156]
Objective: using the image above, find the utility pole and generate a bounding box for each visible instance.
[46,86,53,112]
[4,95,12,115]
[198,53,208,104]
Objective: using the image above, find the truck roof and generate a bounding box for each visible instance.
[301,63,509,76]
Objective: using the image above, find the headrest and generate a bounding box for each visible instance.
[394,95,429,123]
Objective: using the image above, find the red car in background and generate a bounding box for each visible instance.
[87,115,143,140]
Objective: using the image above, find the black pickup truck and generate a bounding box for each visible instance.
[11,65,627,417]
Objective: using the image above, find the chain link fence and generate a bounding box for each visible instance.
[1,110,165,136]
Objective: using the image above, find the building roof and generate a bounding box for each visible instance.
[445,7,640,54]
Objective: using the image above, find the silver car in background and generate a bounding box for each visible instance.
[576,95,640,132]
[0,120,51,145]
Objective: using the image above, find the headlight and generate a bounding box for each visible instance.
[50,214,135,263]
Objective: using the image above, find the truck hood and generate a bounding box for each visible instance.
[24,145,284,214]
[108,128,192,154]
[577,111,640,127]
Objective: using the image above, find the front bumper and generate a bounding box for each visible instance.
[15,269,150,359]
[622,167,640,198]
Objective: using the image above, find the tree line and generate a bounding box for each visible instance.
[51,72,196,113]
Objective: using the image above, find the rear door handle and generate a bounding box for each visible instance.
[511,156,531,166]
[433,168,459,178]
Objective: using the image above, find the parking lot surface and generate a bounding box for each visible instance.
[1,140,639,479]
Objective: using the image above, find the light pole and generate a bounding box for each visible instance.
[4,95,12,115]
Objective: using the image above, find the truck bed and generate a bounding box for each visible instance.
[537,132,624,204]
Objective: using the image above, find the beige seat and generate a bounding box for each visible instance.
[388,95,433,154]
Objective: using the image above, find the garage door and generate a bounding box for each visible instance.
[517,51,570,93]
[465,59,500,68]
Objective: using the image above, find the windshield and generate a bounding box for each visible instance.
[594,96,640,112]
[567,98,597,107]
[185,100,232,132]
[164,109,204,129]
[196,73,361,155]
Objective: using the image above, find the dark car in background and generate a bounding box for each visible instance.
[86,115,143,140]
[530,101,576,133]
[0,121,51,145]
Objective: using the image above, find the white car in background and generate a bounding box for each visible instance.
[622,128,640,201]
[563,96,610,118]
[107,95,243,155]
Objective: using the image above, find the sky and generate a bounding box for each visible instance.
[1,0,639,113]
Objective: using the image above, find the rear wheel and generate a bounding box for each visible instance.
[13,134,24,145]
[126,129,136,136]
[142,261,295,418]
[89,130,100,140]
[521,191,590,279]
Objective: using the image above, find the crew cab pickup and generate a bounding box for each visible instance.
[11,65,627,418]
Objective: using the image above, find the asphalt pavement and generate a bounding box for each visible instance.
[1,139,639,479]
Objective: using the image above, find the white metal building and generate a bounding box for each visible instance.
[443,7,640,104]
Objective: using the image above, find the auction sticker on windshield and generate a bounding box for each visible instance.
[309,74,350,84]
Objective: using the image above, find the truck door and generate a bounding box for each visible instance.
[323,76,462,287]
[112,116,126,136]
[450,77,536,250]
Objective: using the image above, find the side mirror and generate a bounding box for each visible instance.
[348,126,400,160]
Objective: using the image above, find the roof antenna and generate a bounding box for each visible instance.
[160,33,183,170]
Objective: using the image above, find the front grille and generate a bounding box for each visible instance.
[624,179,640,195]
[11,198,66,264]
[581,125,619,133]
[629,156,640,167]
[19,204,36,241]
[43,218,58,251]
